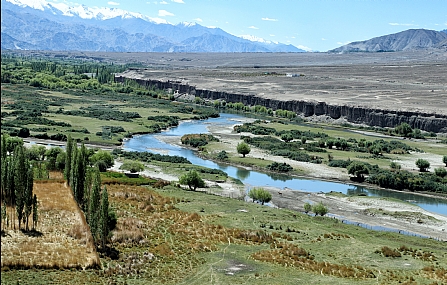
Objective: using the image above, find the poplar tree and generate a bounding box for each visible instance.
[24,166,34,231]
[6,156,15,229]
[1,136,7,230]
[64,135,73,185]
[70,145,79,204]
[99,186,109,248]
[89,168,101,242]
[75,144,87,207]
[32,194,38,231]
[14,145,27,230]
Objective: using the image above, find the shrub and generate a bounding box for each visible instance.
[216,150,228,160]
[312,202,328,216]
[266,162,293,172]
[415,158,430,172]
[328,159,352,168]
[248,188,272,205]
[380,246,401,258]
[179,170,205,191]
[434,167,447,178]
[347,161,369,180]
[120,161,144,173]
[304,202,312,213]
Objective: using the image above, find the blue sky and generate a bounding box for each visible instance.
[65,0,446,51]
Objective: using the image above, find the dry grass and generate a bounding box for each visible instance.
[1,178,100,270]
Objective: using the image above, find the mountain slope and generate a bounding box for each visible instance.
[1,0,305,53]
[330,29,447,53]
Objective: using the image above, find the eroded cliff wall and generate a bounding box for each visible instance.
[116,76,447,133]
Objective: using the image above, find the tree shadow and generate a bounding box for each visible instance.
[98,245,120,260]
[1,229,12,237]
[349,176,365,183]
[21,229,43,237]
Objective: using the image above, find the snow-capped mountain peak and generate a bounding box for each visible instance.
[5,0,168,23]
[177,22,197,27]
[6,0,49,10]
[239,35,279,45]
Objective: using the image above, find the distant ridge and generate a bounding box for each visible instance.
[330,29,447,53]
[0,0,305,53]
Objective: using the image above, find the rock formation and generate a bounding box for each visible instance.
[115,75,447,133]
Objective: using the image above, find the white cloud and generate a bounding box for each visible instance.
[270,34,275,37]
[248,26,259,29]
[321,38,327,41]
[108,1,119,5]
[171,0,184,3]
[159,1,168,4]
[194,18,203,22]
[337,41,350,45]
[158,9,174,16]
[262,17,278,22]
[389,23,417,26]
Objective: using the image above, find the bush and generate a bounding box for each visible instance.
[179,170,205,191]
[347,161,369,180]
[415,159,430,172]
[328,159,352,168]
[304,202,312,213]
[312,202,328,216]
[266,162,293,172]
[434,167,447,178]
[248,188,272,205]
[120,161,144,173]
[381,246,401,258]
[181,134,219,148]
[216,150,228,160]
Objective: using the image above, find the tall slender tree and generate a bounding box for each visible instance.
[32,194,38,231]
[75,144,87,207]
[14,145,27,230]
[64,135,74,185]
[88,168,101,242]
[99,186,109,248]
[1,136,7,230]
[24,165,34,231]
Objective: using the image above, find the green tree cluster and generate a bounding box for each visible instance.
[1,135,37,231]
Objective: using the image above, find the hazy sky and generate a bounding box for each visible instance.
[59,0,447,51]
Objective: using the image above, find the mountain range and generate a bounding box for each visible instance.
[1,0,447,53]
[0,0,304,53]
[330,29,447,53]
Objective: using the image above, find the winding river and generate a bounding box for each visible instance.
[123,113,447,216]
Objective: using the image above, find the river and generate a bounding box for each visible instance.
[123,113,447,216]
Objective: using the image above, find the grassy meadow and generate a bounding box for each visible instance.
[2,176,446,284]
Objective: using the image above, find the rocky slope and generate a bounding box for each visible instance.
[330,29,447,53]
[115,75,447,133]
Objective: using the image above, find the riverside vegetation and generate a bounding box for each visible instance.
[1,55,447,284]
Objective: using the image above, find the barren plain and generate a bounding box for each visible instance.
[9,50,447,115]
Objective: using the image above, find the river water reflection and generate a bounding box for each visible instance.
[123,113,447,216]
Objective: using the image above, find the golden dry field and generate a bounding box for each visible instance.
[1,172,100,270]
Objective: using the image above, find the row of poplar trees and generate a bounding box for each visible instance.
[64,135,111,248]
[1,135,38,231]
